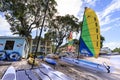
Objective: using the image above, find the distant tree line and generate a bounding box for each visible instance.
[112,47,120,53]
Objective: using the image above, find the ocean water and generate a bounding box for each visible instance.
[110,55,120,69]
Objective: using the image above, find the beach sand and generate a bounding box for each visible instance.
[0,56,120,80]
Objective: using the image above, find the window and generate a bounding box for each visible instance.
[96,28,98,33]
[96,41,98,47]
[87,15,90,18]
[47,48,50,51]
[4,41,15,50]
[94,17,96,21]
[95,23,97,27]
[32,46,36,52]
[40,47,45,52]
[97,35,98,39]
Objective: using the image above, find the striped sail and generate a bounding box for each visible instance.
[67,32,74,52]
[79,7,100,58]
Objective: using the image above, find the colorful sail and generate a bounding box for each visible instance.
[79,7,100,58]
[67,32,74,52]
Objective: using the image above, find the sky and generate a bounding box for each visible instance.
[0,0,120,50]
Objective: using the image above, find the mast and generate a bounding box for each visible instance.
[32,0,49,68]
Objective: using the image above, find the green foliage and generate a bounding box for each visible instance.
[0,0,57,38]
[49,15,80,44]
[47,15,80,54]
[73,39,79,45]
[112,47,120,53]
[100,35,105,48]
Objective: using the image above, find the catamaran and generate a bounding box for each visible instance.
[79,7,100,58]
[62,7,110,73]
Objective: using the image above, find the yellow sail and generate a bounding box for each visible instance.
[79,7,100,58]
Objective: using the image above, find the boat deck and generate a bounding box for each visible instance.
[16,64,72,80]
[0,59,72,80]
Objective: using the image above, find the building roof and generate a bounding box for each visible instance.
[0,36,26,39]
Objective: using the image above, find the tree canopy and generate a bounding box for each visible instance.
[46,14,80,54]
[0,0,57,38]
[100,35,105,48]
[112,47,120,53]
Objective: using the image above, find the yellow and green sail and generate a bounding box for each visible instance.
[79,7,100,58]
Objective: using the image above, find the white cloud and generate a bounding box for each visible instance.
[114,22,120,28]
[72,32,81,39]
[99,17,120,34]
[99,15,111,26]
[0,15,12,36]
[101,0,120,19]
[98,0,120,26]
[55,0,82,18]
[100,17,120,27]
[103,42,120,50]
[0,16,10,30]
[101,27,112,33]
[84,0,93,3]
[83,0,97,7]
[77,0,98,21]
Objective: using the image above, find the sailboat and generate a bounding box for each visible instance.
[79,7,100,58]
[67,32,74,53]
[62,7,110,73]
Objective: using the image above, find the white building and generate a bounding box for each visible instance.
[0,36,29,60]
[100,47,112,54]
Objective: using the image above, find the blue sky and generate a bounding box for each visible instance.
[0,0,120,50]
[54,0,120,50]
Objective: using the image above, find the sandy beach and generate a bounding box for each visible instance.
[0,56,120,80]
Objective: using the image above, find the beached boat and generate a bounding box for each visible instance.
[79,7,100,58]
[62,7,110,73]
[2,66,16,80]
[1,63,73,80]
[44,58,57,65]
[67,32,74,53]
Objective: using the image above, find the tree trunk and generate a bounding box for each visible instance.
[54,45,59,54]
[53,42,62,54]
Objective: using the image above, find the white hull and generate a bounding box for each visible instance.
[61,57,110,73]
[2,66,16,80]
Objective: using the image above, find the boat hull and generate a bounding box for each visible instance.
[2,66,16,80]
[61,57,110,73]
